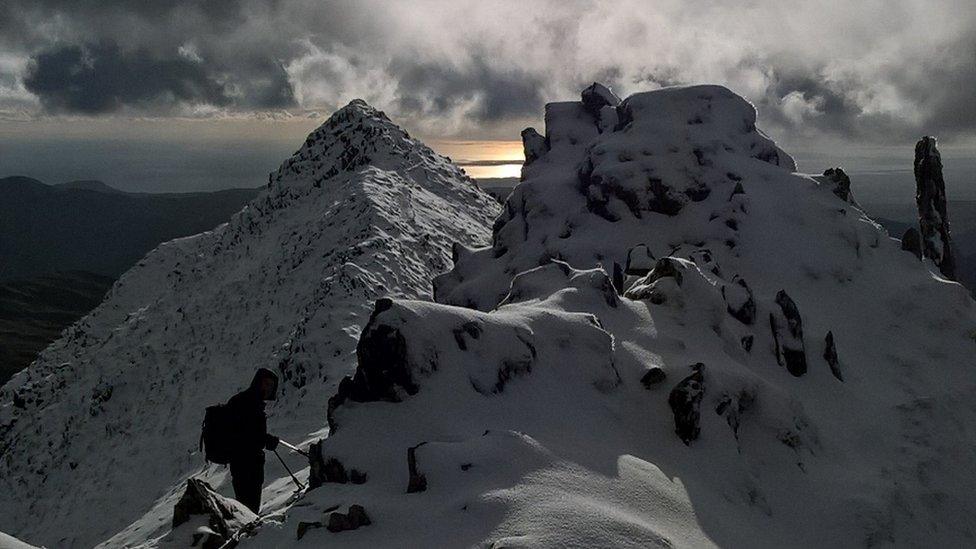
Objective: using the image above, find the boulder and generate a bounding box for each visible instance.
[640,366,667,388]
[914,136,956,279]
[769,290,806,376]
[580,82,621,117]
[326,505,371,533]
[668,364,705,445]
[820,167,857,204]
[171,478,257,546]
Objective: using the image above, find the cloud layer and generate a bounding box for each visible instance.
[1,0,974,142]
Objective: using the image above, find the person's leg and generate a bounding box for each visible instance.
[230,460,263,514]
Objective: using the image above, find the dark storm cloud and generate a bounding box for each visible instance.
[23,42,231,114]
[393,57,545,123]
[2,0,976,142]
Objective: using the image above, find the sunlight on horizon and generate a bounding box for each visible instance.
[430,140,524,179]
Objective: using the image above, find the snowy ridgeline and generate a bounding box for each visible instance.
[0,101,499,548]
[3,84,976,549]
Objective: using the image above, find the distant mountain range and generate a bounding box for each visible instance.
[0,177,261,383]
[0,271,114,384]
[0,176,261,281]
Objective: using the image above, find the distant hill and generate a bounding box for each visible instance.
[52,180,126,194]
[0,176,261,281]
[0,271,114,384]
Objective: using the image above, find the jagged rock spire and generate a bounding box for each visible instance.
[914,136,955,279]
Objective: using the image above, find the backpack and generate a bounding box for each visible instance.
[200,404,234,464]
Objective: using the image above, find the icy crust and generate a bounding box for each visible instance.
[259,85,976,547]
[0,102,499,548]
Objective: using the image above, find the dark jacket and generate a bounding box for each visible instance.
[226,369,278,461]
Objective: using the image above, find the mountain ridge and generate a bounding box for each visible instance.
[0,99,500,548]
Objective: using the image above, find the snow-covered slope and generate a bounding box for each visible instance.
[0,100,499,548]
[235,85,976,547]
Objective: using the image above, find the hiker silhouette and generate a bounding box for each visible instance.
[225,368,280,513]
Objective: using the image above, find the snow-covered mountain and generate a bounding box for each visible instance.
[0,100,499,548]
[229,85,975,547]
[5,83,976,549]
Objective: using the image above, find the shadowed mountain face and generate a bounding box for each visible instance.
[0,271,114,384]
[0,177,261,281]
[0,177,260,382]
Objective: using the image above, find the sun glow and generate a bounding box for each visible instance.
[430,140,524,179]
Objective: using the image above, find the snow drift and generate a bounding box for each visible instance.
[0,100,499,548]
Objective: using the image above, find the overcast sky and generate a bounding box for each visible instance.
[1,0,974,191]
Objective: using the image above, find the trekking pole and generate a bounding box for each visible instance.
[278,439,309,457]
[273,448,305,491]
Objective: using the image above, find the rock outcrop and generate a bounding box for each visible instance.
[521,127,547,167]
[326,505,371,533]
[914,136,955,279]
[770,290,806,376]
[819,167,857,205]
[668,364,705,445]
[171,478,257,548]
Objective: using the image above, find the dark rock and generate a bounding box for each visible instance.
[327,505,371,533]
[580,82,621,118]
[350,469,368,484]
[729,182,745,199]
[297,521,323,541]
[327,299,415,433]
[407,443,428,493]
[721,276,756,325]
[640,366,667,388]
[769,290,806,376]
[823,331,843,381]
[901,227,923,260]
[741,335,754,352]
[914,136,955,279]
[521,127,547,167]
[821,167,856,204]
[715,389,755,440]
[308,444,367,489]
[648,178,686,216]
[172,478,256,544]
[668,363,705,445]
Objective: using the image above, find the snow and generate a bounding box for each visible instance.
[238,84,976,547]
[0,532,40,549]
[5,83,976,548]
[0,100,499,548]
